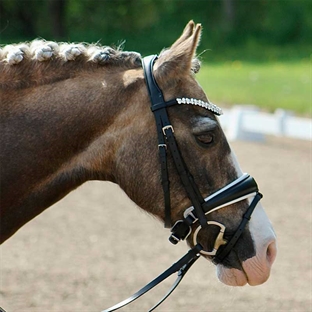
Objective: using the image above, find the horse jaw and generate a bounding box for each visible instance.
[216,151,277,286]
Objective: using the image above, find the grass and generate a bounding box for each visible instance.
[196,59,311,116]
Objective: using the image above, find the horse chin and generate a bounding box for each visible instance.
[216,265,248,286]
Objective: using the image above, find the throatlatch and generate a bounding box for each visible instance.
[102,55,263,311]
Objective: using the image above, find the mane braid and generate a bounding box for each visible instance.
[0,39,142,67]
[0,40,202,91]
[0,39,142,90]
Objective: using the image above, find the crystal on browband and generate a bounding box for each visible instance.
[176,97,223,116]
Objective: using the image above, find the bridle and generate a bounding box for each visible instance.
[102,55,263,311]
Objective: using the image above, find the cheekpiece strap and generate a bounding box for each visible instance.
[142,55,172,227]
[142,55,210,230]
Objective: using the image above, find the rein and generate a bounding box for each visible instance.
[102,55,262,311]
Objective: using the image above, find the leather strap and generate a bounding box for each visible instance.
[142,55,172,227]
[142,55,208,229]
[102,244,203,312]
[163,126,208,228]
[202,175,259,213]
[213,192,263,264]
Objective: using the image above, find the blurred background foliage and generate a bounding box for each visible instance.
[0,0,311,114]
[0,0,311,60]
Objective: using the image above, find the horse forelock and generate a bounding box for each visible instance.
[0,39,142,68]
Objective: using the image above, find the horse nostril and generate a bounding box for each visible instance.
[266,240,277,266]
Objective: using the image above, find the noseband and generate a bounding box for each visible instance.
[102,55,262,311]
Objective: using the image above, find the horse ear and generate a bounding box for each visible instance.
[153,21,201,85]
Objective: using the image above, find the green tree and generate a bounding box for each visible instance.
[0,0,310,55]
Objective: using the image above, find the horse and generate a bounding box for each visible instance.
[0,21,276,292]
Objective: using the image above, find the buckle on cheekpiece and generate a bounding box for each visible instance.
[162,125,174,135]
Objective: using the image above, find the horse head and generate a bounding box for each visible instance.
[111,21,277,286]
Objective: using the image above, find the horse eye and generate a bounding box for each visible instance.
[195,133,214,146]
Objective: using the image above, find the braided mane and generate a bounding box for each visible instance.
[0,40,142,90]
[0,39,201,90]
[0,39,142,66]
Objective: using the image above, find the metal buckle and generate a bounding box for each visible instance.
[169,220,192,244]
[168,233,180,245]
[183,206,197,223]
[158,144,167,150]
[162,125,174,135]
[193,221,227,256]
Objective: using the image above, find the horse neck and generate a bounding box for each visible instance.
[0,63,149,243]
[1,65,144,213]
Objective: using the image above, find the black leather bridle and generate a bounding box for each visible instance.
[102,55,263,311]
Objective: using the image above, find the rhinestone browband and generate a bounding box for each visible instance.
[176,97,223,116]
